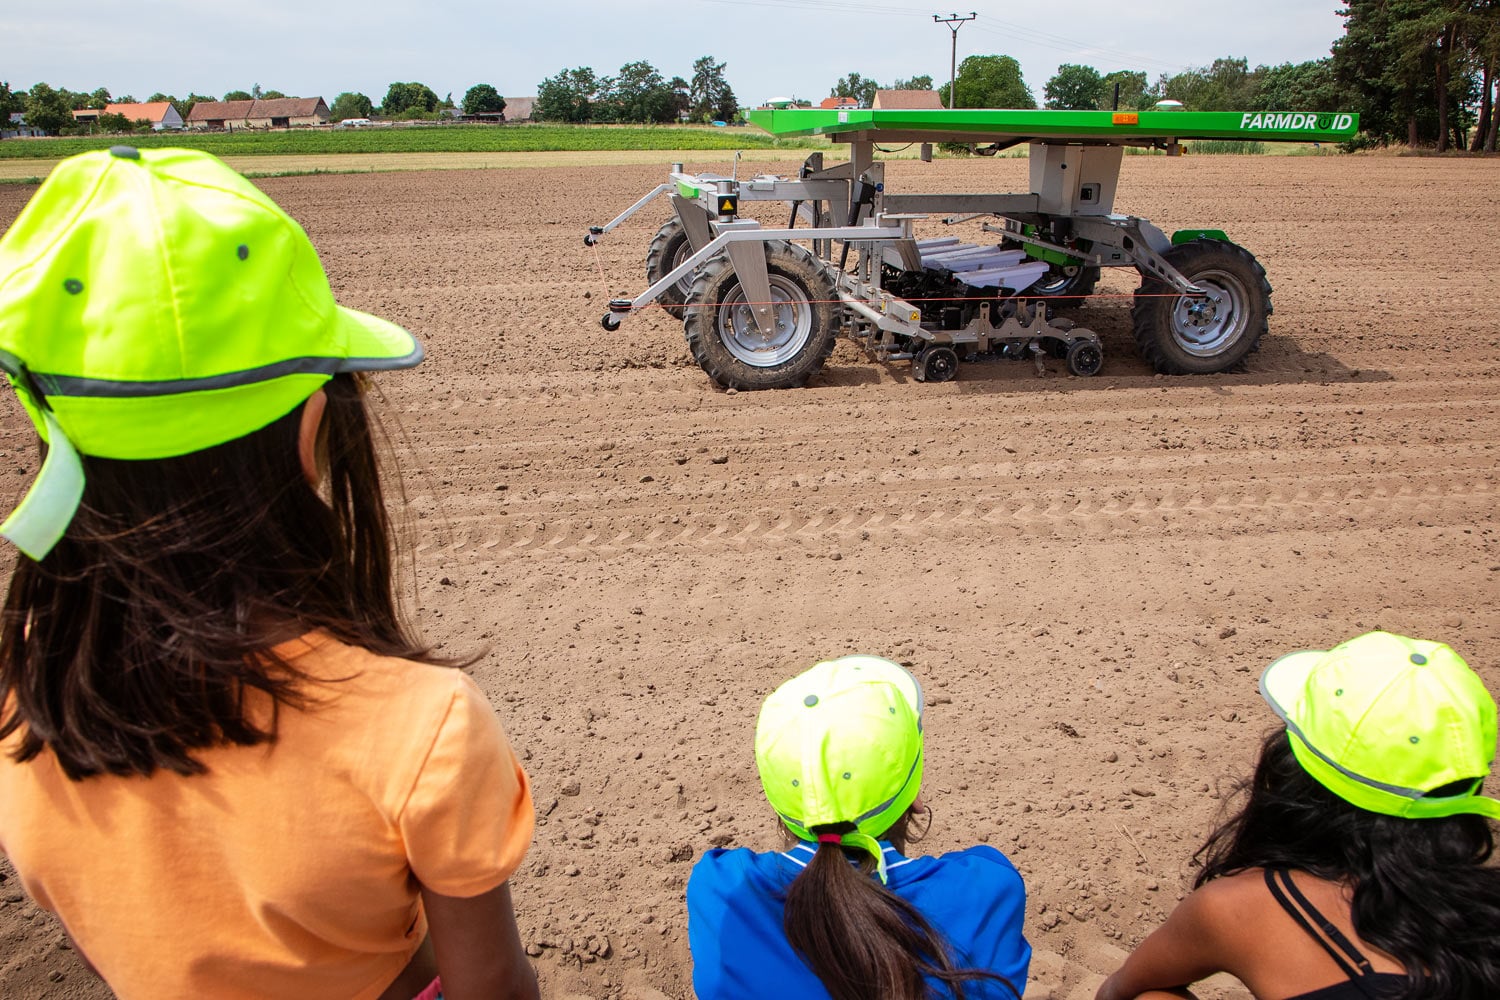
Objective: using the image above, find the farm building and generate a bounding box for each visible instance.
[819,96,858,109]
[186,97,329,129]
[186,100,255,129]
[244,97,329,128]
[504,97,534,122]
[872,89,943,110]
[72,102,184,130]
[4,112,45,138]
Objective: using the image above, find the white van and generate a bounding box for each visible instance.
[337,118,372,128]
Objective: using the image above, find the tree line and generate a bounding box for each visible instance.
[5,5,1496,149]
[828,3,1497,151]
[0,80,515,135]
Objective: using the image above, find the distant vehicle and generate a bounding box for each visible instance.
[337,118,372,128]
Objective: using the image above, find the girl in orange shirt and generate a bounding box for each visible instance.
[0,147,537,1000]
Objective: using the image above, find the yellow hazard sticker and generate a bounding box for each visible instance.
[909,310,920,322]
[718,196,738,214]
[1113,112,1139,125]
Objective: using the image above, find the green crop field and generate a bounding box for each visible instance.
[0,124,825,160]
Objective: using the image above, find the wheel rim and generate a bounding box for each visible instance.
[925,349,957,381]
[716,275,814,367]
[671,240,695,297]
[1070,344,1102,374]
[1033,264,1082,296]
[1169,269,1249,357]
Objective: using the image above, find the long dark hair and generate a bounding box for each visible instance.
[782,811,1019,1000]
[0,374,441,780]
[1195,728,1500,1000]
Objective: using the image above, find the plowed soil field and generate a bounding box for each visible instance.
[2,153,1497,1000]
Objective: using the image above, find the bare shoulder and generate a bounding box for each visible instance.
[1172,869,1282,940]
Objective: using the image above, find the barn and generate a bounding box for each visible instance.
[187,97,329,130]
[185,100,255,129]
[503,97,534,123]
[72,102,185,130]
[244,97,330,129]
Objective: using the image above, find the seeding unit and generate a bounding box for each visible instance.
[587,107,1359,388]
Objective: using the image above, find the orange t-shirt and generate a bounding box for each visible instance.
[0,634,534,1000]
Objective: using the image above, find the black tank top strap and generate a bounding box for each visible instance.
[1263,867,1383,999]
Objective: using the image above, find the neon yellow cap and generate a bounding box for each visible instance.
[0,146,423,560]
[755,655,925,881]
[1261,631,1499,821]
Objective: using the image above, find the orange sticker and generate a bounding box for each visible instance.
[1113,112,1139,125]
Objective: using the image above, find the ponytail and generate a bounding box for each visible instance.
[782,824,1017,1000]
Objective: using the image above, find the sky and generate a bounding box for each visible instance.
[9,1,1348,108]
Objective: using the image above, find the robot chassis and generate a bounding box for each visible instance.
[586,109,1350,390]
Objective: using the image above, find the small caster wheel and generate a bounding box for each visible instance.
[600,313,622,332]
[913,345,959,383]
[1066,339,1103,377]
[584,233,598,247]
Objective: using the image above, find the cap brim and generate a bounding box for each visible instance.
[334,305,424,372]
[0,408,85,561]
[1259,649,1324,725]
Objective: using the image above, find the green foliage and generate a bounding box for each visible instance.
[93,112,140,133]
[461,84,506,116]
[689,55,737,123]
[262,90,288,101]
[938,54,1035,109]
[89,87,112,108]
[1045,64,1105,110]
[330,92,374,121]
[831,72,879,107]
[22,82,74,135]
[0,82,20,123]
[1255,59,1346,111]
[1185,139,1269,154]
[223,90,253,102]
[1098,70,1148,110]
[1332,0,1490,148]
[605,61,677,123]
[381,82,440,116]
[1154,57,1262,112]
[892,75,934,91]
[535,67,600,123]
[0,124,820,160]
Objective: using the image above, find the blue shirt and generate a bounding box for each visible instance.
[686,841,1030,1000]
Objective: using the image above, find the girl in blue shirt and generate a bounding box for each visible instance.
[687,655,1029,1000]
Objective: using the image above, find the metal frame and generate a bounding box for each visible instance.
[587,106,1360,381]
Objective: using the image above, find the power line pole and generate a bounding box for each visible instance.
[933,12,977,109]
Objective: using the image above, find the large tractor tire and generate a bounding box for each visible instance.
[644,218,697,320]
[683,241,838,390]
[1027,261,1100,306]
[1131,239,1271,374]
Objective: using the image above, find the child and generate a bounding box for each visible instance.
[1097,631,1500,1000]
[0,147,538,1000]
[687,655,1029,1000]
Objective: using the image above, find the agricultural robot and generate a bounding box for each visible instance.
[586,107,1359,388]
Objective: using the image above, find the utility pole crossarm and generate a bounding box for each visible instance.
[933,12,977,110]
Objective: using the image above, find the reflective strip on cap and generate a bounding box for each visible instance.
[31,346,424,399]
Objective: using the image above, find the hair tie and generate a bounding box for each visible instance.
[816,832,843,844]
